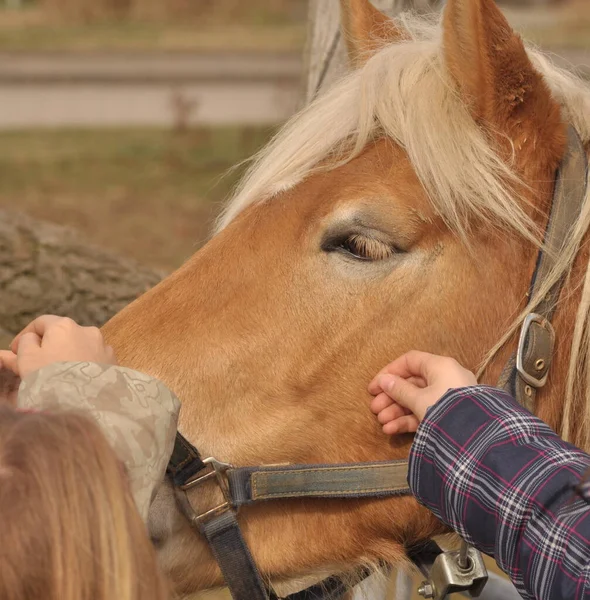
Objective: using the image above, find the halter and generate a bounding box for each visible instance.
[165,126,588,600]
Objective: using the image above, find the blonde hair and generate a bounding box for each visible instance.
[219,13,590,449]
[0,404,169,600]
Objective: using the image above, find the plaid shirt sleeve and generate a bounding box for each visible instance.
[408,385,590,600]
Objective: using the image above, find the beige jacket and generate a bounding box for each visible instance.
[17,362,180,523]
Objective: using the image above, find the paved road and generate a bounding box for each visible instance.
[0,53,304,128]
[0,49,587,128]
[0,52,303,83]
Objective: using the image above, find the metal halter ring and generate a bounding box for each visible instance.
[180,457,233,524]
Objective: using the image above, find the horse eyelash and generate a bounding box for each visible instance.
[327,234,397,261]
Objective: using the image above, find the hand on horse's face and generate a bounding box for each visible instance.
[0,315,118,379]
[369,351,478,434]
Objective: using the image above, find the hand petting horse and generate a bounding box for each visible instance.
[103,0,590,596]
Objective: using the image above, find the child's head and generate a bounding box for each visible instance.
[0,404,169,600]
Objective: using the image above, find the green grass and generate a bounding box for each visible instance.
[0,127,275,270]
[0,7,306,52]
[0,20,306,53]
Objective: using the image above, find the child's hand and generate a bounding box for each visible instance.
[368,351,477,435]
[0,315,117,379]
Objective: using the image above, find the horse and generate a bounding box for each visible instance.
[103,0,590,596]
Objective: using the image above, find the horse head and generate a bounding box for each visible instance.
[103,0,590,595]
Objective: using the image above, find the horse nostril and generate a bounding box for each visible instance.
[150,534,165,549]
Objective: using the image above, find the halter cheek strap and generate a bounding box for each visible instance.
[498,125,589,411]
[165,125,589,600]
[167,448,408,600]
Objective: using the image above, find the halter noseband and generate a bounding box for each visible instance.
[165,126,589,600]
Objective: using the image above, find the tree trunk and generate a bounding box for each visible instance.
[0,210,164,337]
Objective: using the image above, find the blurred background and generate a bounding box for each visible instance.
[0,0,587,272]
[0,1,587,598]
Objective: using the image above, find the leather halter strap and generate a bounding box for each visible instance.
[167,442,408,600]
[168,443,410,500]
[498,126,589,411]
[228,461,411,504]
[165,125,588,600]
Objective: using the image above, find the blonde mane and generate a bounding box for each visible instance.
[219,12,590,450]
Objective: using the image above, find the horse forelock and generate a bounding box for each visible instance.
[221,13,590,237]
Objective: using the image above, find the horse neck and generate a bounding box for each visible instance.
[535,223,590,448]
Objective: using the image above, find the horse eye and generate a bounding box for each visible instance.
[329,234,396,262]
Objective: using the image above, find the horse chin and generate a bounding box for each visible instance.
[147,481,371,598]
[271,569,349,598]
[148,480,227,594]
[148,480,179,548]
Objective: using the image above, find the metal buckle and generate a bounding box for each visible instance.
[180,457,233,524]
[417,546,488,600]
[516,313,555,388]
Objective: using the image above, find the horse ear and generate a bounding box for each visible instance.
[443,0,563,145]
[340,0,406,67]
